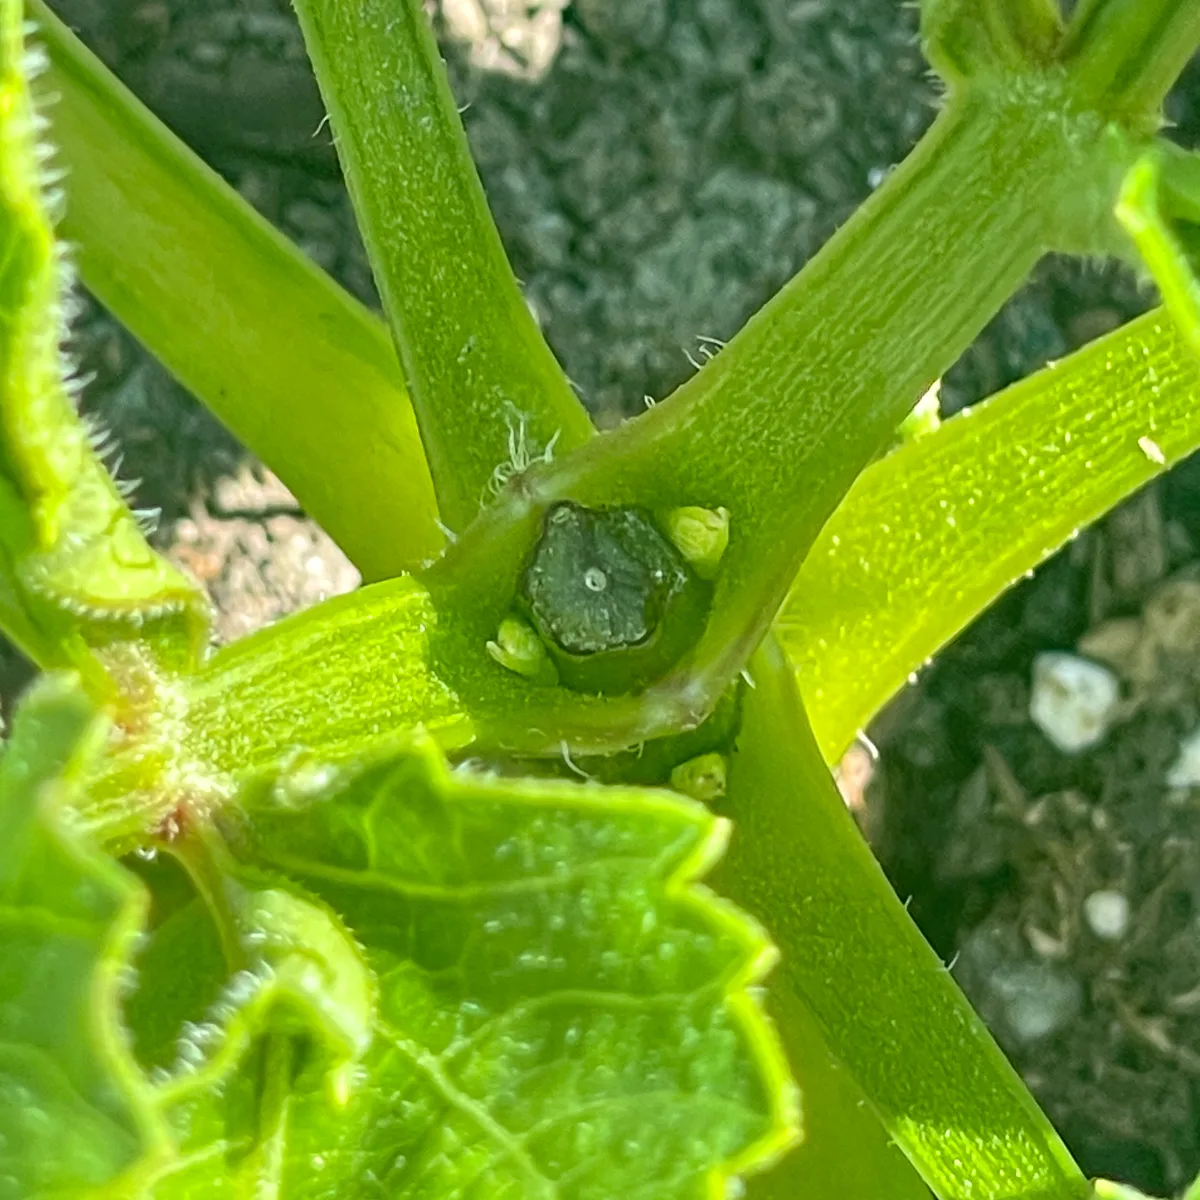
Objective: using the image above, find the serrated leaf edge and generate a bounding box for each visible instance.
[0,3,209,675]
[229,732,802,1192]
[427,740,802,1194]
[1,677,175,1198]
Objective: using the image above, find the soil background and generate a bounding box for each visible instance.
[30,0,1200,1193]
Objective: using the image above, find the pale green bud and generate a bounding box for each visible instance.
[670,752,728,802]
[663,506,730,580]
[486,614,558,684]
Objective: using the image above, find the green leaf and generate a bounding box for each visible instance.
[712,638,1086,1200]
[0,674,168,1197]
[146,868,378,1195]
[0,0,206,679]
[777,306,1200,761]
[291,0,593,532]
[135,736,796,1196]
[244,735,795,1195]
[122,895,226,1073]
[27,0,442,580]
[28,693,793,1194]
[161,833,376,1096]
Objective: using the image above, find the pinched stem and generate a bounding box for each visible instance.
[421,77,1150,753]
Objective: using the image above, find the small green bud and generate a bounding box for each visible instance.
[486,615,558,684]
[670,752,728,803]
[663,506,730,581]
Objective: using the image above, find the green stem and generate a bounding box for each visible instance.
[69,3,1200,818]
[1117,153,1200,361]
[170,824,296,1196]
[291,0,593,531]
[168,823,246,971]
[242,1033,293,1199]
[111,76,1161,787]
[84,77,1180,812]
[920,0,1063,84]
[29,0,442,579]
[423,81,1146,752]
[715,636,1087,1200]
[779,306,1200,762]
[1062,0,1200,125]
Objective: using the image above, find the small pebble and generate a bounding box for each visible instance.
[992,961,1083,1044]
[1083,889,1131,941]
[1144,579,1200,653]
[954,925,1083,1045]
[1166,727,1200,788]
[1029,652,1120,753]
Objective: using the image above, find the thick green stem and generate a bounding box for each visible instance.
[421,79,1146,752]
[1062,0,1200,126]
[74,7,1200,813]
[30,0,441,580]
[121,79,1157,785]
[291,0,593,531]
[715,637,1087,1200]
[779,307,1200,762]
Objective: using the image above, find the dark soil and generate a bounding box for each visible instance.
[33,0,1200,1192]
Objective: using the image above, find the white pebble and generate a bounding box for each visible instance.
[991,962,1083,1044]
[1029,652,1120,754]
[1083,889,1131,941]
[1166,727,1200,788]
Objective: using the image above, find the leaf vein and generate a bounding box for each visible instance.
[261,854,660,901]
[377,1018,558,1196]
